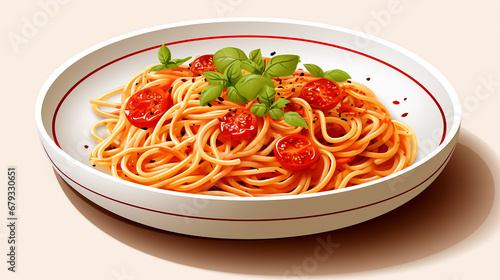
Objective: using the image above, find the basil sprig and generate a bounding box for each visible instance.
[303,63,351,82]
[250,85,309,129]
[200,47,308,128]
[149,44,192,72]
[146,44,351,130]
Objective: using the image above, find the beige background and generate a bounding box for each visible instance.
[2,0,500,279]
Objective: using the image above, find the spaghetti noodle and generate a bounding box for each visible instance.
[89,48,417,197]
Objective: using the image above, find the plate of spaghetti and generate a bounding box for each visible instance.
[36,19,461,239]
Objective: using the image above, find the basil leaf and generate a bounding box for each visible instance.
[324,69,351,82]
[234,74,275,101]
[249,49,266,72]
[271,97,291,109]
[258,85,275,107]
[204,71,229,88]
[223,60,243,85]
[304,63,324,78]
[158,44,171,65]
[165,56,192,68]
[149,64,166,72]
[283,111,308,129]
[213,47,248,72]
[199,85,222,106]
[240,60,263,75]
[226,86,247,104]
[250,103,269,117]
[249,48,262,62]
[263,54,300,78]
[268,108,284,120]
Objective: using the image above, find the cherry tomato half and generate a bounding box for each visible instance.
[219,109,258,141]
[274,134,320,171]
[190,54,218,76]
[125,85,173,129]
[300,78,342,111]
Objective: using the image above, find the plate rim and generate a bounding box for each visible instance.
[35,17,462,203]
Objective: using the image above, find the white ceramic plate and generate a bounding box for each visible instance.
[36,18,460,239]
